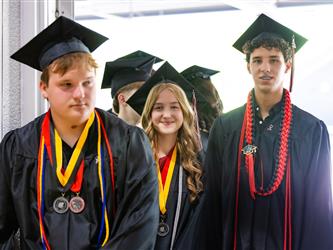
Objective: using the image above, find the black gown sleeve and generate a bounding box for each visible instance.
[105,127,159,250]
[296,120,333,249]
[0,131,19,249]
[195,117,224,250]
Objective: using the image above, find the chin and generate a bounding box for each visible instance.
[159,129,178,135]
[72,109,92,122]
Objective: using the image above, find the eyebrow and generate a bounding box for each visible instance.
[252,55,280,60]
[60,76,95,82]
[154,101,179,105]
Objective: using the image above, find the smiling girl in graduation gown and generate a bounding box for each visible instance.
[127,62,204,250]
[0,16,158,250]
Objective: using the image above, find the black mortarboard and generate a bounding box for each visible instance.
[101,51,163,98]
[181,65,219,81]
[233,13,307,54]
[10,16,108,71]
[233,13,307,92]
[126,61,204,115]
[181,65,220,104]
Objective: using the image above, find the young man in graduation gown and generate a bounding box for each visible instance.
[101,51,162,126]
[197,14,333,250]
[0,16,159,250]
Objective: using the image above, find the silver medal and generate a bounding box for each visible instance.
[69,196,85,214]
[157,222,169,237]
[53,196,69,214]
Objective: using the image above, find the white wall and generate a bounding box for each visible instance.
[0,0,75,139]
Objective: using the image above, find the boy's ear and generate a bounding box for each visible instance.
[285,60,292,73]
[39,81,48,99]
[118,93,126,105]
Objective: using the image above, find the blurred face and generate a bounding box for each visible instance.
[119,87,141,125]
[247,47,291,94]
[151,88,184,137]
[40,64,96,127]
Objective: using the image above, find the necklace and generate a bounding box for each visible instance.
[233,89,293,250]
[241,89,292,198]
[37,110,115,249]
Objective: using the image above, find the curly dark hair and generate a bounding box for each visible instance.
[242,32,292,63]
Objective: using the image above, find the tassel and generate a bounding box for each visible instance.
[192,89,203,150]
[247,154,256,199]
[289,35,296,92]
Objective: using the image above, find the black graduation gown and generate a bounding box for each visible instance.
[155,157,203,250]
[0,108,159,250]
[197,102,333,250]
[200,130,209,155]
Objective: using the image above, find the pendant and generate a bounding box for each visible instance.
[157,222,169,237]
[242,144,257,155]
[69,195,85,214]
[53,196,69,214]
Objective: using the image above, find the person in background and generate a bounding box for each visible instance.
[0,16,158,250]
[101,50,162,125]
[181,65,223,152]
[197,13,333,250]
[127,61,204,250]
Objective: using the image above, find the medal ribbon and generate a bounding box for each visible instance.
[37,110,114,249]
[157,146,177,214]
[70,160,84,193]
[54,112,94,187]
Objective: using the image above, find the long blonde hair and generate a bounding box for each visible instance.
[141,82,203,202]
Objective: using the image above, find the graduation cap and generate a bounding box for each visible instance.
[101,51,163,98]
[233,14,308,92]
[10,16,108,71]
[181,65,222,105]
[126,61,204,115]
[233,13,307,54]
[181,65,219,81]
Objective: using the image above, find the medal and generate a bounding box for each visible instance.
[37,110,115,248]
[53,196,69,214]
[158,222,169,237]
[69,195,85,213]
[157,213,169,237]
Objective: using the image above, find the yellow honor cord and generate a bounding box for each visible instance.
[38,136,45,238]
[157,146,177,214]
[55,111,95,186]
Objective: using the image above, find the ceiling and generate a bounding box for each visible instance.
[75,0,333,20]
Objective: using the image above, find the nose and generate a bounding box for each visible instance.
[162,108,172,118]
[260,61,271,73]
[73,85,85,99]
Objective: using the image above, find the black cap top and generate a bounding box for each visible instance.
[233,13,307,53]
[10,16,108,71]
[181,65,219,81]
[101,50,163,98]
[126,61,205,115]
[181,65,220,104]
